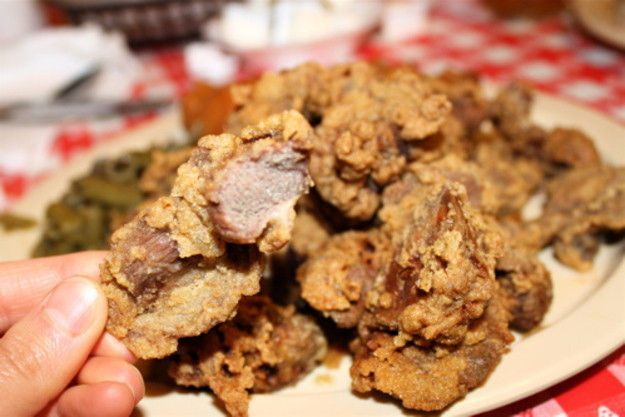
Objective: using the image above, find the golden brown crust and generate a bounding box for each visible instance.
[347,176,511,410]
[297,229,391,328]
[227,62,451,221]
[523,165,625,271]
[299,170,512,410]
[169,296,327,417]
[101,111,314,359]
[350,291,512,411]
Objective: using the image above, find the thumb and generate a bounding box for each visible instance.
[0,276,107,416]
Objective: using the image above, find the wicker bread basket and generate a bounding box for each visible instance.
[46,0,238,45]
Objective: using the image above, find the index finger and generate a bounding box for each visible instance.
[0,251,107,333]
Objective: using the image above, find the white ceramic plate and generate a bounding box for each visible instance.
[1,94,623,417]
[571,0,625,50]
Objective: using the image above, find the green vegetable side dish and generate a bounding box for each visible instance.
[32,150,153,257]
[0,213,36,231]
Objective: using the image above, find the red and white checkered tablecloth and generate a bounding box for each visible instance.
[362,0,625,122]
[0,0,623,415]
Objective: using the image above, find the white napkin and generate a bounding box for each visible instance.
[184,42,239,86]
[0,25,142,212]
[0,24,141,104]
[379,0,432,43]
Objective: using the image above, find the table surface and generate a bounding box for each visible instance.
[0,0,624,416]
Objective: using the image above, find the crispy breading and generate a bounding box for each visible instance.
[351,291,512,411]
[349,176,511,410]
[169,296,327,417]
[297,229,391,328]
[299,170,511,410]
[228,62,451,221]
[522,165,625,271]
[101,111,314,358]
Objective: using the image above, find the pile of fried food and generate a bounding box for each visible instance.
[41,61,625,416]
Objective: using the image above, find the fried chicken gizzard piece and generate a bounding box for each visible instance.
[297,229,392,328]
[100,110,314,359]
[169,295,328,417]
[351,179,513,411]
[519,165,625,271]
[488,82,601,177]
[299,171,513,411]
[351,292,513,412]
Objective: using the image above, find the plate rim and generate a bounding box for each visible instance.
[571,0,625,50]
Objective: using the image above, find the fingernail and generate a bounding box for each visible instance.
[43,277,100,337]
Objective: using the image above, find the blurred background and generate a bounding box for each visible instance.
[0,0,623,210]
[1,0,623,107]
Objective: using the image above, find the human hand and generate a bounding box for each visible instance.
[0,251,144,417]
